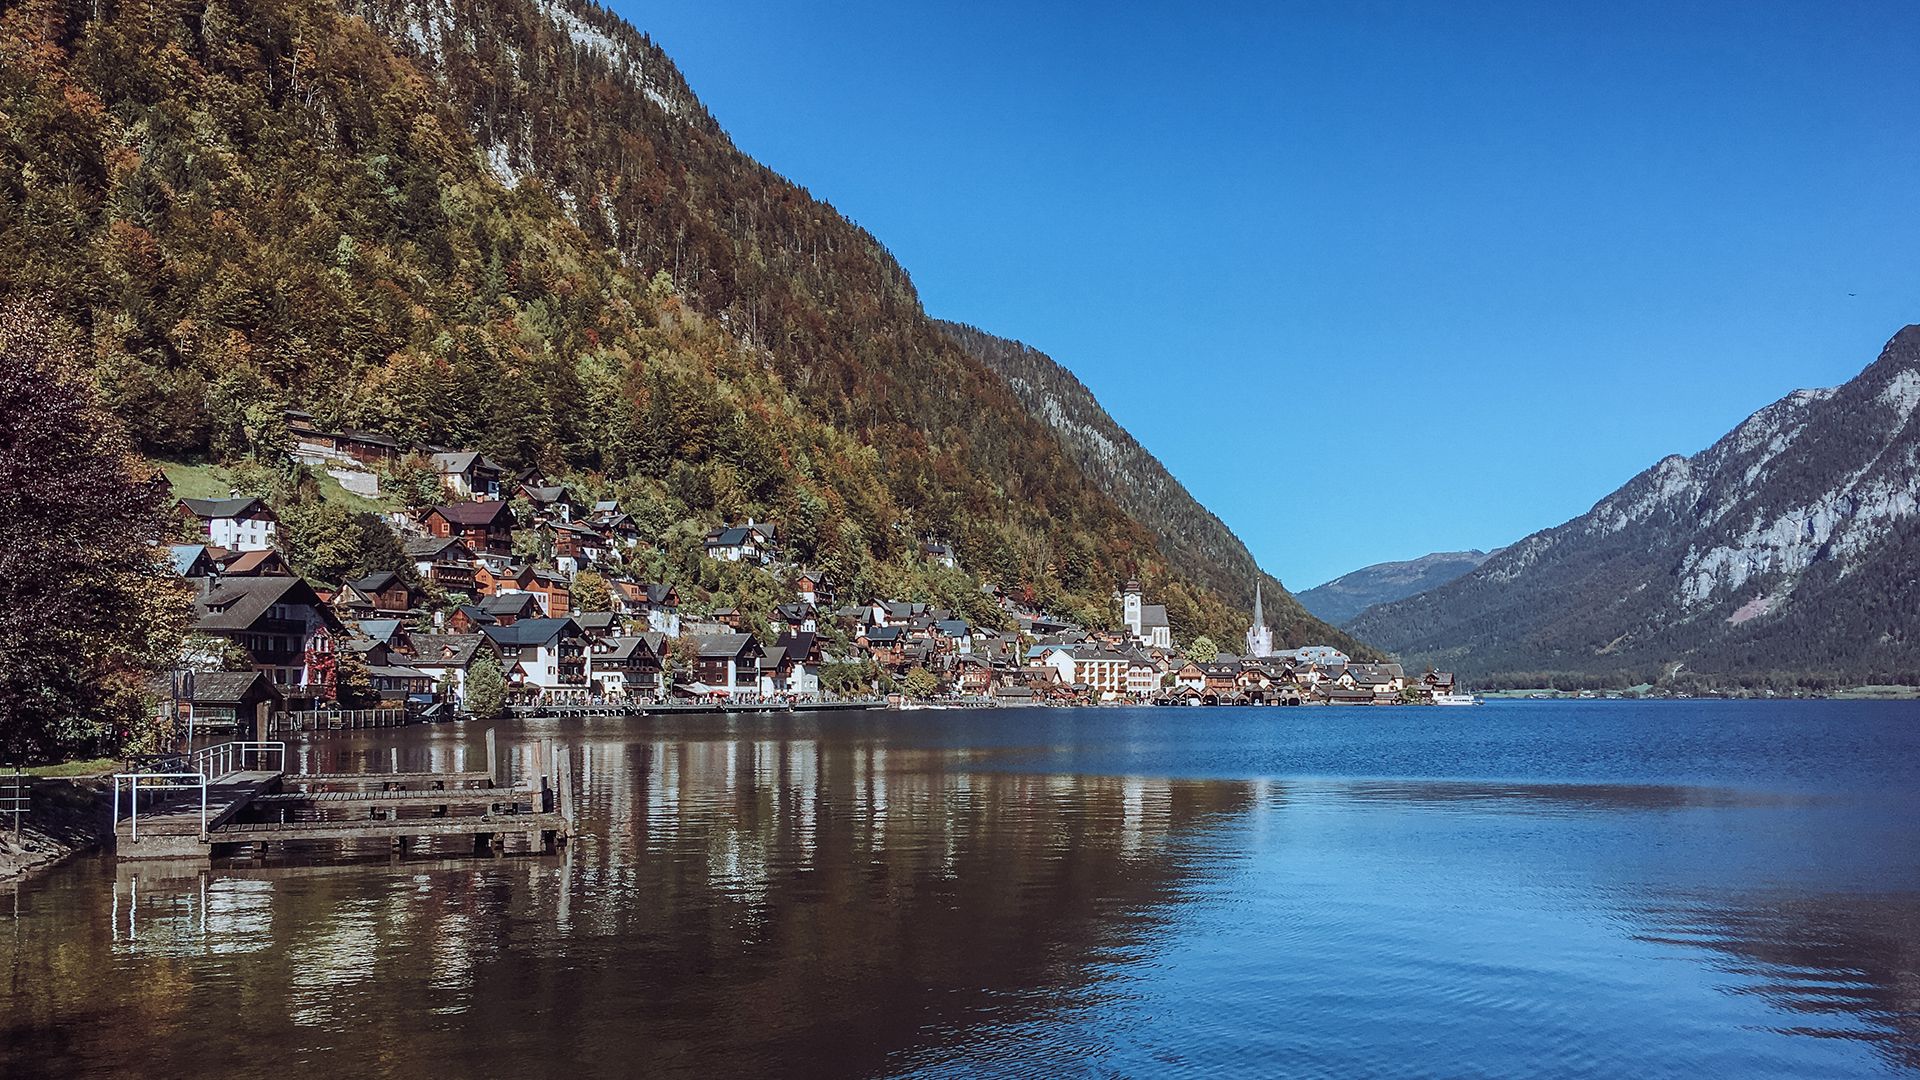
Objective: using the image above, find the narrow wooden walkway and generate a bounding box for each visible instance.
[115,771,280,857]
[213,812,570,846]
[288,771,496,789]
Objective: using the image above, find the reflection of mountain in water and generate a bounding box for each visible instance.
[1628,893,1920,1072]
[5,734,1253,1079]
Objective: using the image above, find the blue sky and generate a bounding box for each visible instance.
[614,0,1920,589]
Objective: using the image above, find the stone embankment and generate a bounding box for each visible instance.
[0,778,112,882]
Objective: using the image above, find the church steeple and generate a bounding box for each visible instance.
[1246,580,1273,658]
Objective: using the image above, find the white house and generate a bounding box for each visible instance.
[703,522,775,564]
[481,618,587,701]
[178,497,278,552]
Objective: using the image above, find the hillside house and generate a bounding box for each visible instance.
[170,544,218,579]
[519,483,583,523]
[553,524,609,574]
[611,581,680,635]
[177,497,278,552]
[432,452,507,500]
[421,500,515,556]
[340,571,415,617]
[221,549,293,577]
[704,522,775,564]
[405,536,478,594]
[477,592,543,626]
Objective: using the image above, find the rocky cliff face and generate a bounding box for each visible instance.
[1298,551,1493,627]
[1349,326,1920,681]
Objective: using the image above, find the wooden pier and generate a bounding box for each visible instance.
[507,699,887,719]
[113,734,574,862]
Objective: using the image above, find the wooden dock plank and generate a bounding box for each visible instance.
[212,812,570,844]
[288,771,495,785]
[254,787,531,802]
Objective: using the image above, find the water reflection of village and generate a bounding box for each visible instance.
[13,730,1257,1079]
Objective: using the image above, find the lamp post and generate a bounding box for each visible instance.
[173,668,196,751]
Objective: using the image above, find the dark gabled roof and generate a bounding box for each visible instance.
[454,604,497,626]
[706,526,755,548]
[1138,604,1170,628]
[760,645,787,669]
[575,610,620,629]
[864,626,904,643]
[348,570,403,593]
[180,496,271,520]
[367,663,432,680]
[934,619,970,637]
[597,635,658,663]
[431,451,505,476]
[195,576,340,632]
[480,593,542,617]
[692,633,760,659]
[178,670,284,706]
[776,631,819,659]
[405,536,472,560]
[521,484,575,505]
[481,617,582,647]
[426,500,512,526]
[409,633,486,667]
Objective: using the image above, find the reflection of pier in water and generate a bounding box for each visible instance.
[12,729,1256,1078]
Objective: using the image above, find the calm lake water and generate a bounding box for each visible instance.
[5,700,1919,1078]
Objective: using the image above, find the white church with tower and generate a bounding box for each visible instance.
[1120,579,1173,650]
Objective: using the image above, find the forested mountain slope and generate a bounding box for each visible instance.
[0,0,1290,642]
[1350,327,1920,685]
[937,321,1375,657]
[1298,551,1493,627]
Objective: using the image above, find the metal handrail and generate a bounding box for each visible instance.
[112,772,208,841]
[190,740,286,779]
[113,742,284,843]
[1,770,27,833]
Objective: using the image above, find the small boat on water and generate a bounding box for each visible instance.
[1432,693,1481,706]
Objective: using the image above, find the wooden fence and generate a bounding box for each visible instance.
[271,708,410,734]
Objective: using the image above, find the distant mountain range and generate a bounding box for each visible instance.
[1298,551,1495,626]
[1349,326,1920,684]
[937,321,1375,658]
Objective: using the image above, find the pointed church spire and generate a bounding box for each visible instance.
[1246,579,1273,658]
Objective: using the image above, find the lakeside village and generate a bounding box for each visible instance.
[162,419,1463,731]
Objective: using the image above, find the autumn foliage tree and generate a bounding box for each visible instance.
[0,297,189,762]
